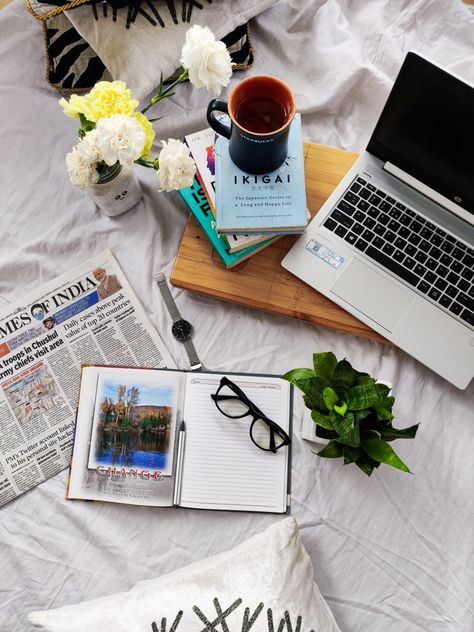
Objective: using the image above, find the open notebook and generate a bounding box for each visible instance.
[67,366,292,514]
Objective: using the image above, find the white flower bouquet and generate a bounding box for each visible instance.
[61,25,233,193]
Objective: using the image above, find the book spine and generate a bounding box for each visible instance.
[179,180,234,267]
[179,179,280,269]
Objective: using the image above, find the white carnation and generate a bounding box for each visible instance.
[78,129,101,164]
[95,114,146,167]
[180,25,233,95]
[156,139,196,192]
[66,136,100,188]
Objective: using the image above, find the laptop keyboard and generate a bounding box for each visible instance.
[323,176,474,328]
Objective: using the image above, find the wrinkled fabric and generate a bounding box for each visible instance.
[1,1,474,631]
[28,518,342,632]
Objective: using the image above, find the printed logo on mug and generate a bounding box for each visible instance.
[207,75,296,175]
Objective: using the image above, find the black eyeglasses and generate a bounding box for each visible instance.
[210,376,291,453]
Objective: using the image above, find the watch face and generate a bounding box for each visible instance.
[172,319,192,341]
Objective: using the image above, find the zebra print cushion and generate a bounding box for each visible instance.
[41,16,253,92]
[43,14,111,91]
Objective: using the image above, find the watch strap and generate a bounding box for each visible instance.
[183,338,201,371]
[155,273,202,371]
[155,273,181,322]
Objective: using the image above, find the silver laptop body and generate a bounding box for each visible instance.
[282,52,474,389]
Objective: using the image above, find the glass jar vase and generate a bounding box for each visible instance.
[89,163,143,216]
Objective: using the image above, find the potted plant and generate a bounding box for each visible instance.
[283,352,419,476]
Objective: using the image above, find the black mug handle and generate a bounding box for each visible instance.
[207,99,231,139]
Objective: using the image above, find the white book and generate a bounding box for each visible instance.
[68,366,293,514]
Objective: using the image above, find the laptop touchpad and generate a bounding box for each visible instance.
[330,259,415,332]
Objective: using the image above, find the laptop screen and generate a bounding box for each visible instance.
[367,52,474,217]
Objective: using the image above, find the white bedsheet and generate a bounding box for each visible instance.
[0,1,473,630]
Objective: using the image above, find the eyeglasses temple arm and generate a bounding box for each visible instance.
[211,394,243,401]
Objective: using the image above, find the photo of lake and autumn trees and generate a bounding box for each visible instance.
[89,377,178,474]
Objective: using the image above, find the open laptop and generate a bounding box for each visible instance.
[282,52,474,389]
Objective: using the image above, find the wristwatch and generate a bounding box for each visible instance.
[155,273,201,371]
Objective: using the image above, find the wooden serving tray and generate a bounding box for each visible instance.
[171,142,388,344]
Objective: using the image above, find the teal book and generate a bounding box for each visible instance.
[179,178,279,269]
[215,113,308,235]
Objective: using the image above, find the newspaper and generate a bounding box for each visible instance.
[0,250,175,507]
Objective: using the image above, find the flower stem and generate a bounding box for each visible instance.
[135,159,155,168]
[140,69,189,115]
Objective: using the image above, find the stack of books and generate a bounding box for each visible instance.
[180,114,308,269]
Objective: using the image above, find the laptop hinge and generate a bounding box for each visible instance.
[383,162,473,226]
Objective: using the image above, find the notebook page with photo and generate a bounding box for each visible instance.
[177,372,291,514]
[67,366,186,507]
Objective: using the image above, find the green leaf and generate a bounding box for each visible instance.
[334,401,348,417]
[373,407,394,422]
[345,383,391,410]
[342,445,362,465]
[331,412,360,447]
[332,359,356,389]
[378,424,419,441]
[353,375,376,386]
[79,113,95,132]
[378,396,395,409]
[355,453,380,476]
[323,387,339,411]
[299,376,330,410]
[354,409,372,422]
[317,441,343,458]
[313,352,338,379]
[361,430,411,473]
[281,368,315,385]
[311,409,334,430]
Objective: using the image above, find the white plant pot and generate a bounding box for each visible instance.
[88,164,143,216]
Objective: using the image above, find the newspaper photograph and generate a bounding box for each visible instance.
[0,250,175,507]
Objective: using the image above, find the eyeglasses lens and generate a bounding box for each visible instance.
[214,383,251,418]
[251,418,286,451]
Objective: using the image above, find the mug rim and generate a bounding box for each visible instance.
[228,74,296,137]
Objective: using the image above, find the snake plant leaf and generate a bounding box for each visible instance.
[299,376,330,410]
[323,387,339,411]
[353,374,377,386]
[342,445,362,465]
[311,409,334,430]
[331,412,360,447]
[354,409,372,423]
[355,453,380,476]
[332,359,356,389]
[282,368,316,385]
[373,407,394,422]
[361,430,411,473]
[378,424,419,441]
[379,396,395,409]
[345,383,391,410]
[313,352,338,378]
[334,401,348,416]
[317,440,343,458]
[373,398,395,423]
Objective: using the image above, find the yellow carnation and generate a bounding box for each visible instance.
[133,112,155,160]
[79,81,139,123]
[59,94,87,119]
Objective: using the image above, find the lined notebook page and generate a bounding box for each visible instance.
[179,373,291,513]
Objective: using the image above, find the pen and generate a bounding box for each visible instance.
[174,420,186,506]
